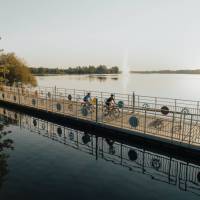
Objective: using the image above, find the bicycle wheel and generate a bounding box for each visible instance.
[113,108,120,119]
[103,106,109,117]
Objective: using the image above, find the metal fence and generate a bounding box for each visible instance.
[0,85,200,146]
[1,108,200,196]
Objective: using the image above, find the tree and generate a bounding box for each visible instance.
[0,53,37,86]
[96,65,108,74]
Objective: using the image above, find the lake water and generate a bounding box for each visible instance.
[0,106,200,200]
[37,73,200,101]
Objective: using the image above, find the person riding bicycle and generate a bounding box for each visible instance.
[83,92,94,113]
[106,94,115,111]
[83,92,92,106]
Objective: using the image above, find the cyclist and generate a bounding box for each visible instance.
[83,92,91,105]
[105,94,115,111]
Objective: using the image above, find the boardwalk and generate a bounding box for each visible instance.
[0,85,200,147]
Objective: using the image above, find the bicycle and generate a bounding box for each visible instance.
[81,101,95,116]
[103,104,120,119]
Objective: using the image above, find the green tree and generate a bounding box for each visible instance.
[96,65,108,74]
[0,53,37,86]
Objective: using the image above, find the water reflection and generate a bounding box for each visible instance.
[1,107,200,196]
[0,116,14,189]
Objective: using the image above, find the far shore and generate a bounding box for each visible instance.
[130,69,200,74]
[34,73,121,76]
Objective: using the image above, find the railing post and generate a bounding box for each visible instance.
[197,101,199,121]
[188,114,193,145]
[51,94,53,112]
[63,94,65,114]
[121,107,123,128]
[96,97,98,123]
[175,99,177,113]
[154,97,157,117]
[46,93,48,111]
[144,108,147,134]
[132,92,135,113]
[76,95,78,118]
[181,113,186,141]
[171,112,175,141]
[18,86,20,104]
[54,86,56,99]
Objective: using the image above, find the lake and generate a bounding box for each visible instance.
[37,73,200,101]
[0,106,200,200]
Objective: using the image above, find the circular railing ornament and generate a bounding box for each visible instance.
[81,107,88,116]
[181,107,190,115]
[128,149,138,161]
[57,103,61,111]
[68,94,72,101]
[32,99,36,106]
[197,172,200,182]
[33,119,37,127]
[129,115,139,127]
[69,132,74,141]
[161,106,169,115]
[57,127,62,136]
[151,158,161,170]
[82,134,91,144]
[142,103,150,109]
[47,92,51,98]
[118,101,124,108]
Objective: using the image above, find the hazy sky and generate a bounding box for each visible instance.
[1,0,200,70]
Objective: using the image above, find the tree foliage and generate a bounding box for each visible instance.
[0,53,37,86]
[30,65,119,75]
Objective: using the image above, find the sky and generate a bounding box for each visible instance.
[1,0,200,70]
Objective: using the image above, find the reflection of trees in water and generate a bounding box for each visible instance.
[88,76,107,82]
[88,75,119,82]
[0,120,14,189]
[111,77,118,80]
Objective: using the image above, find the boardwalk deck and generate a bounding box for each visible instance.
[0,85,200,147]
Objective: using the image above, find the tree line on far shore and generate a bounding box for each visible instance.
[0,53,119,87]
[30,65,120,75]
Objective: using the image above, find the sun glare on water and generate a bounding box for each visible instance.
[122,50,129,91]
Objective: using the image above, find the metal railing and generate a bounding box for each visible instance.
[0,85,200,146]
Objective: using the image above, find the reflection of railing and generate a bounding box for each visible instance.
[1,108,200,196]
[1,85,200,146]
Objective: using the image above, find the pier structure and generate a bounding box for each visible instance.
[0,85,200,148]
